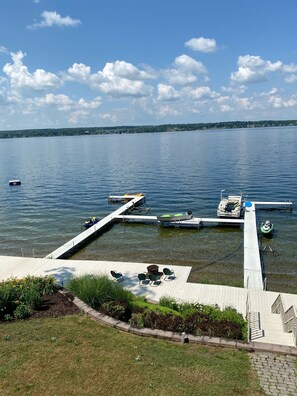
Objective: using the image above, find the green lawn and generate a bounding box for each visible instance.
[0,314,264,396]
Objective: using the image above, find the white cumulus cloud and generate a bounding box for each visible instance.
[231,55,297,84]
[3,51,61,91]
[174,54,206,73]
[164,54,207,86]
[102,60,154,80]
[28,10,81,29]
[268,95,297,109]
[185,37,217,53]
[181,86,217,100]
[157,84,180,101]
[67,60,153,97]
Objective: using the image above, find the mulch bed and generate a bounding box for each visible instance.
[30,291,81,319]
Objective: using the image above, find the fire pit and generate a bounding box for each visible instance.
[147,264,159,275]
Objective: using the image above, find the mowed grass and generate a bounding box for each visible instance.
[0,314,264,396]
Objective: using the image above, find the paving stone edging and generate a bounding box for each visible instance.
[70,294,297,356]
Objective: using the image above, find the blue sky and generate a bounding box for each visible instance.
[1,0,297,130]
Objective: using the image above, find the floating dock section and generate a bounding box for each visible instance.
[45,195,145,259]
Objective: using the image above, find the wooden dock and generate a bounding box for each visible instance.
[45,195,145,259]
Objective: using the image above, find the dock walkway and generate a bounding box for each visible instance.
[45,195,144,259]
[244,202,263,290]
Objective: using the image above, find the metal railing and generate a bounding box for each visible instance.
[271,294,297,346]
[246,291,251,342]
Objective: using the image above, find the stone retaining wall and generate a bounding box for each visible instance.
[70,293,297,356]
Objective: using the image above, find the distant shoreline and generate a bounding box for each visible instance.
[1,120,297,139]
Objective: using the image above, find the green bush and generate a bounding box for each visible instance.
[14,303,31,320]
[21,284,41,310]
[100,301,131,321]
[0,275,58,321]
[130,299,180,316]
[159,296,180,311]
[137,295,247,340]
[0,283,18,320]
[129,312,145,328]
[20,275,57,296]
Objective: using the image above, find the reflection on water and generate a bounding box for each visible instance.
[0,128,296,293]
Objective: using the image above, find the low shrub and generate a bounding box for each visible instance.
[130,299,180,316]
[0,283,18,320]
[158,296,247,340]
[100,301,132,322]
[139,310,184,333]
[14,303,31,320]
[128,307,183,332]
[0,275,58,321]
[159,296,180,311]
[21,284,41,309]
[129,312,145,329]
[67,274,134,310]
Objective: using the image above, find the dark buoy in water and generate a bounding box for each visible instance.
[9,180,21,186]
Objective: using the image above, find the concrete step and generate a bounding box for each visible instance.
[253,311,295,346]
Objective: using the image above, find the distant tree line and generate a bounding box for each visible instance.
[0,119,297,139]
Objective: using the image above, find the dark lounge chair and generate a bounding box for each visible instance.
[149,273,162,286]
[138,273,150,285]
[163,268,175,280]
[110,270,124,282]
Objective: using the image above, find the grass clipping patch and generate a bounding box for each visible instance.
[0,315,264,396]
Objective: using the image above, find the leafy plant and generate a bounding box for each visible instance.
[21,285,41,310]
[0,275,58,321]
[14,304,31,320]
[100,301,131,321]
[129,312,145,328]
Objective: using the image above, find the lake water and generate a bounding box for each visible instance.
[0,127,296,293]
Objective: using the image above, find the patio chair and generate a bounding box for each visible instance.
[110,270,124,282]
[149,273,162,286]
[163,268,175,280]
[138,273,150,285]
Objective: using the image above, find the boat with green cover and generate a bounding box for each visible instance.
[157,211,193,223]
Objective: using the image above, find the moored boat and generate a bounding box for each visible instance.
[217,190,243,218]
[157,210,193,223]
[260,220,274,235]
